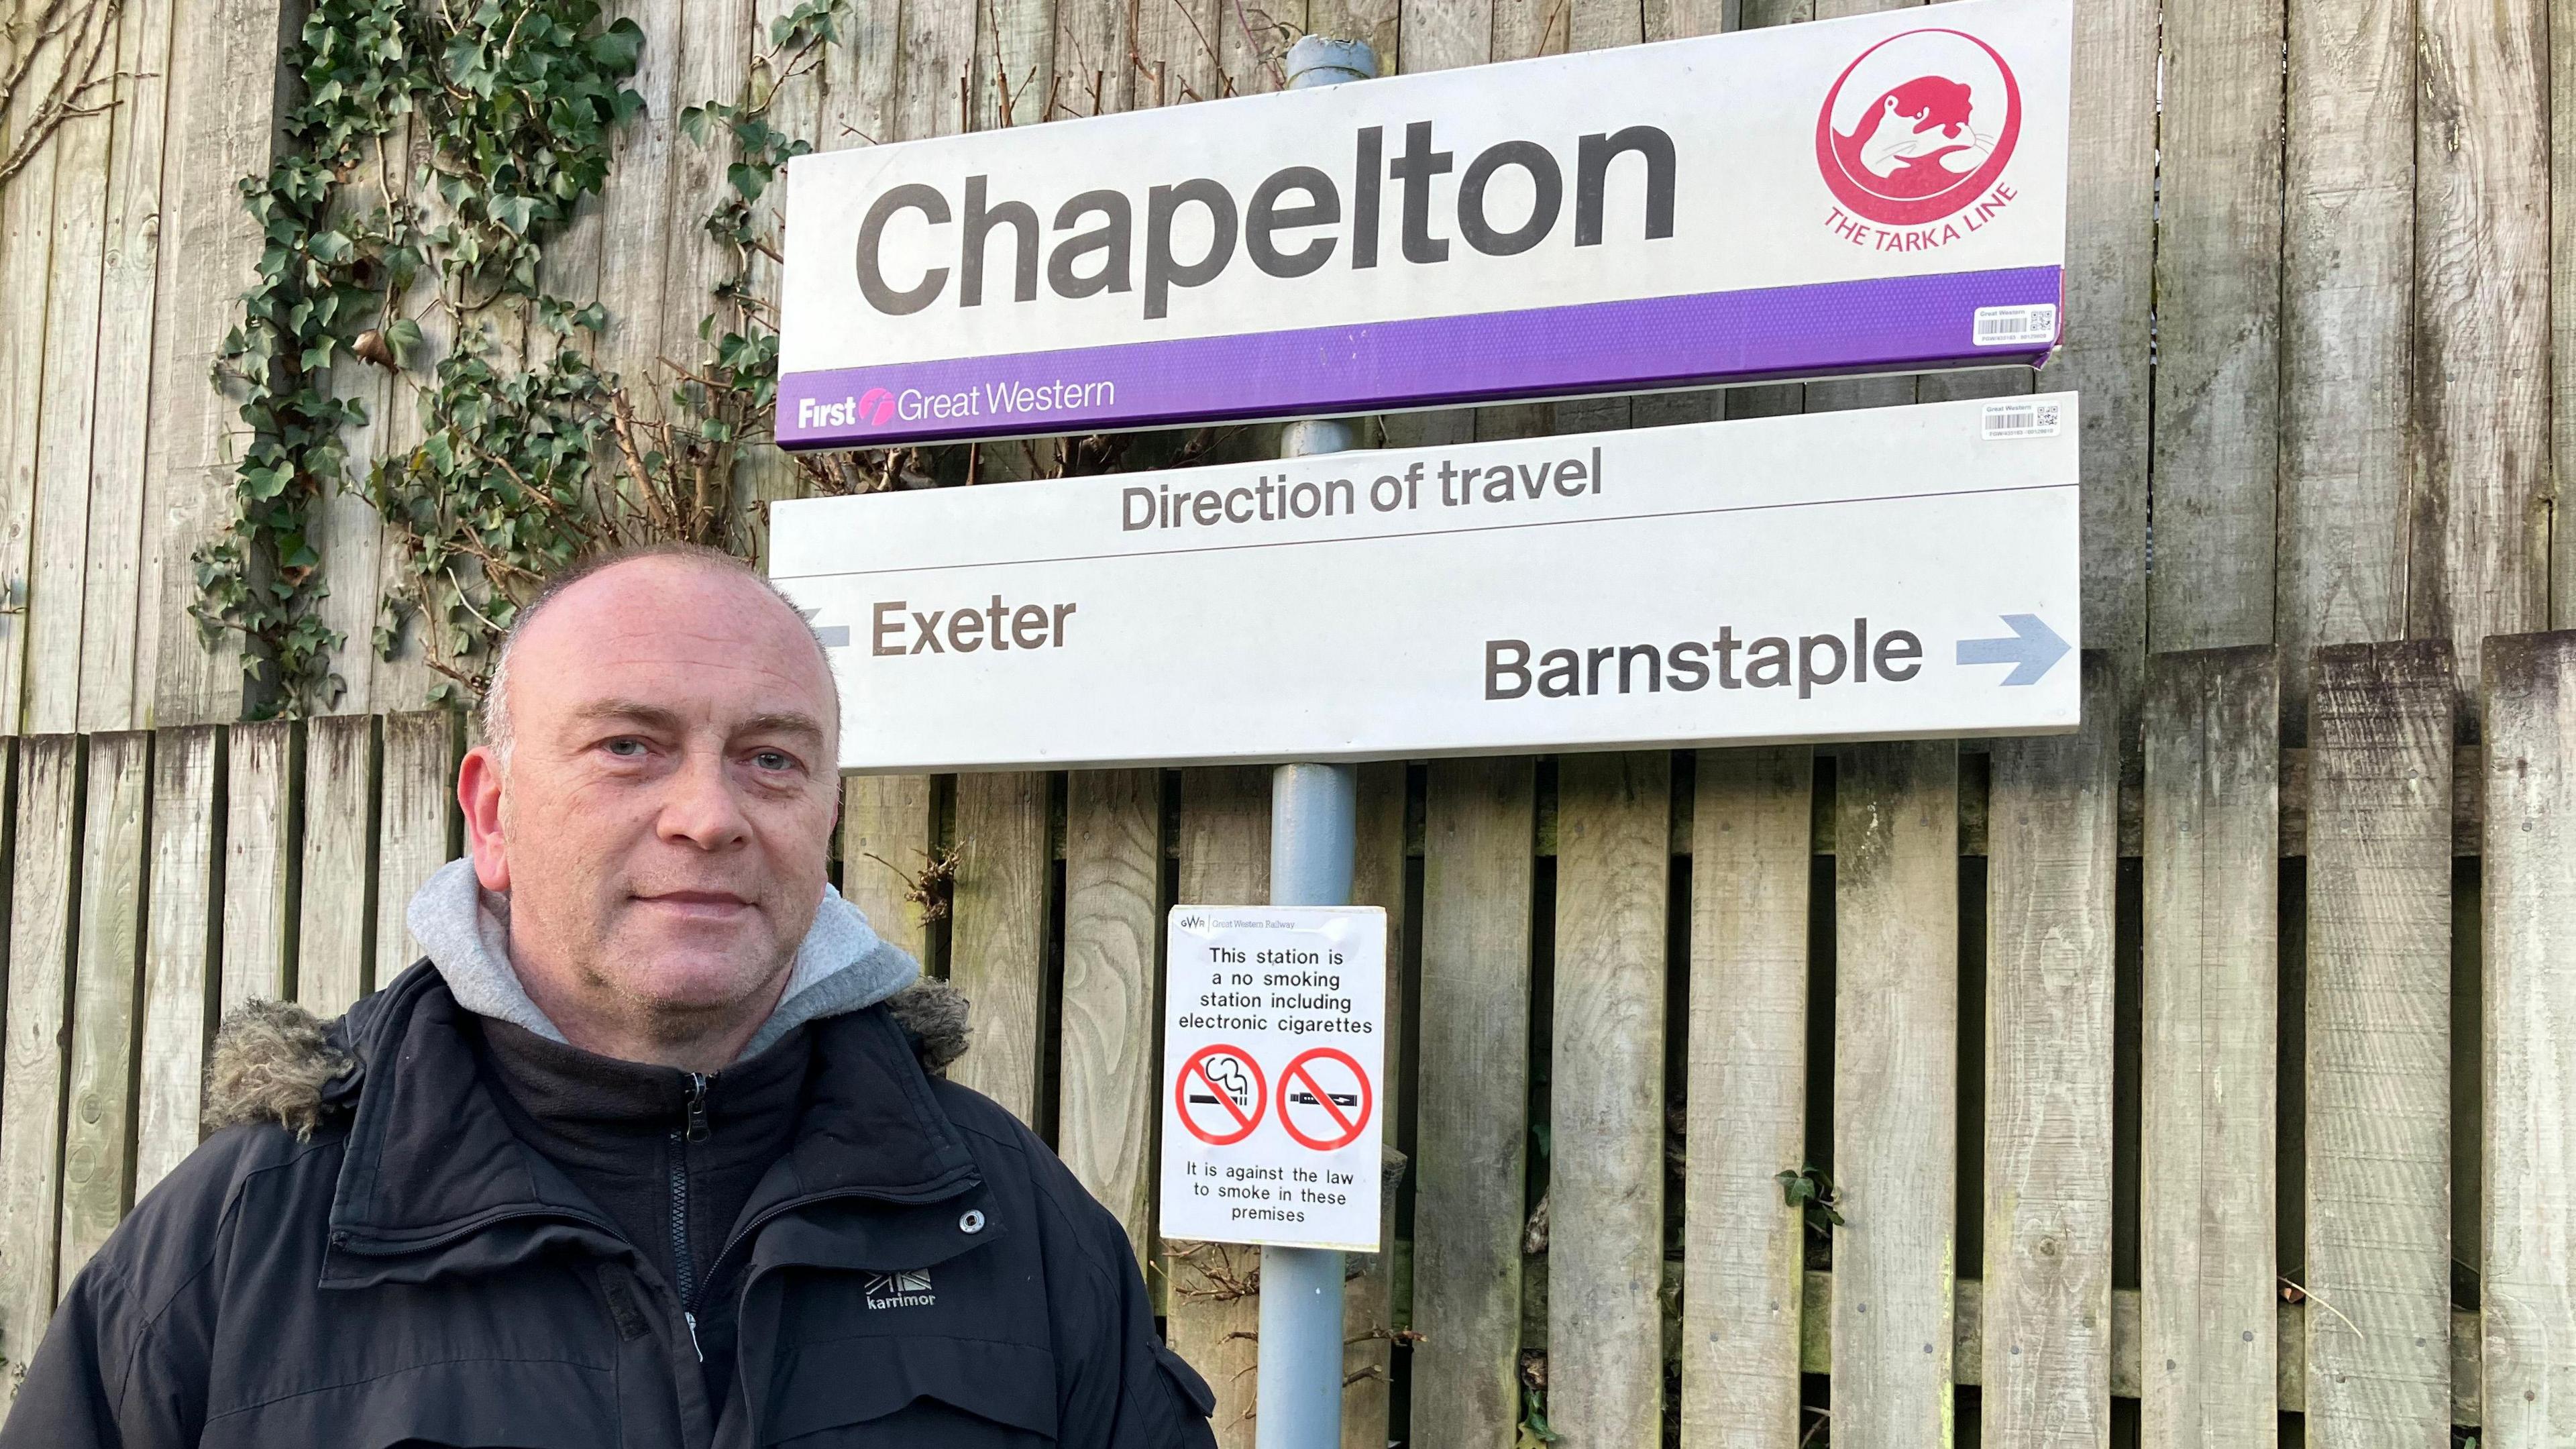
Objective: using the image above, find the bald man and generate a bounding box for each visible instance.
[5,545,1220,1449]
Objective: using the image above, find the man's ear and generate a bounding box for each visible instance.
[458,745,511,892]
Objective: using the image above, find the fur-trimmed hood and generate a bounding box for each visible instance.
[203,975,974,1142]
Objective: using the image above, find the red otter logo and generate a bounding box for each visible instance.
[1817,28,2021,229]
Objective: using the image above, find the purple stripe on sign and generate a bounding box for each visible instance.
[776,265,2061,448]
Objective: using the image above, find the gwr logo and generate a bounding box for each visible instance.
[797,388,899,430]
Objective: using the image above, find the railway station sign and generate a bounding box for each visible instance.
[769,393,2082,771]
[1159,906,1387,1252]
[775,0,2072,448]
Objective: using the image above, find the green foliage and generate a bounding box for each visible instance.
[1777,1162,1845,1230]
[1515,1386,1560,1448]
[207,0,429,711]
[209,0,838,714]
[208,0,642,714]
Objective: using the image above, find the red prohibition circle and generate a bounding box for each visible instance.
[1813,28,2023,229]
[1175,1044,1267,1146]
[1277,1048,1374,1152]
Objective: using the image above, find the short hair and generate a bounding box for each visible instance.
[481,542,839,763]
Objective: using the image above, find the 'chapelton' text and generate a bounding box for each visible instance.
[855,121,1677,320]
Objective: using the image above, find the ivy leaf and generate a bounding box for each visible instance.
[727,162,765,201]
[591,17,645,71]
[383,316,423,362]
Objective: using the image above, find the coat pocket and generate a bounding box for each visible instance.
[764,1334,1057,1446]
[199,1357,621,1448]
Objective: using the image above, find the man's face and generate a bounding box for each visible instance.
[460,557,841,1046]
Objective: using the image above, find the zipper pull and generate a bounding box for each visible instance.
[684,1309,704,1362]
[684,1073,710,1142]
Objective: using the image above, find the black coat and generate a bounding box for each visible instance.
[1,962,1218,1449]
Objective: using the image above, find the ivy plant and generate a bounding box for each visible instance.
[207,0,847,714]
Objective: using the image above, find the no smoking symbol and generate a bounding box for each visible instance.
[1279,1048,1373,1152]
[1176,1044,1266,1146]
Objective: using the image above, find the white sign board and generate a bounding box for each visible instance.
[1159,907,1387,1252]
[775,0,2071,447]
[770,394,2082,771]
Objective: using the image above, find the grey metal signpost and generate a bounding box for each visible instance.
[1255,38,1379,1449]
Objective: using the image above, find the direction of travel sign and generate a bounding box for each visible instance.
[1160,908,1387,1252]
[775,0,2070,447]
[769,393,2081,771]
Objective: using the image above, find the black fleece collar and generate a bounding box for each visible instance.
[319,961,982,1285]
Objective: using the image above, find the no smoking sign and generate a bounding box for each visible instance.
[1160,906,1387,1252]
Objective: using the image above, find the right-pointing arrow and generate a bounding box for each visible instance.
[1955,614,2070,686]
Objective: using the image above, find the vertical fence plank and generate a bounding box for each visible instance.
[21,9,120,738]
[221,720,297,1010]
[1549,750,1670,1449]
[2306,641,2455,1448]
[839,775,935,962]
[138,0,284,727]
[2559,0,2576,632]
[1,737,81,1385]
[1682,746,1811,1449]
[310,106,405,721]
[0,13,66,739]
[1046,0,1131,117]
[896,0,976,137]
[1832,740,1960,1448]
[2141,647,2281,1449]
[2149,0,2286,653]
[2413,0,2551,705]
[589,0,684,388]
[975,0,1056,129]
[1059,768,1163,1264]
[136,727,221,1197]
[2479,630,2576,1446]
[372,710,455,983]
[949,771,1052,1124]
[76,0,180,734]
[1167,765,1270,1449]
[1984,656,2118,1449]
[1342,761,1408,1449]
[298,716,376,1018]
[2277,0,2415,741]
[57,732,150,1285]
[655,0,755,408]
[1412,757,1536,1449]
[2059,0,2158,732]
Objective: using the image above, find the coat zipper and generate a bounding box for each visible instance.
[670,1071,710,1360]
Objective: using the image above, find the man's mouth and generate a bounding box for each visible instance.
[635,890,757,921]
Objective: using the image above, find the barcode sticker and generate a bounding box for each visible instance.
[1982,400,2063,439]
[1973,303,2059,347]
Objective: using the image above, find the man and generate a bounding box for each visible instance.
[5,544,1219,1448]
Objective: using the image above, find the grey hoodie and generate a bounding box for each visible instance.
[404,856,921,1061]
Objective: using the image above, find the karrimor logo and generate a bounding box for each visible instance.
[1815,28,2021,233]
[863,1269,935,1309]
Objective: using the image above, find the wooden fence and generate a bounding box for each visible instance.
[3,0,2574,1442]
[1,631,2570,1446]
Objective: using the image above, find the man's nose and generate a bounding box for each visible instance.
[656,749,753,850]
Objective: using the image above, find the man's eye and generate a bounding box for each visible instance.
[752,750,796,771]
[603,738,647,758]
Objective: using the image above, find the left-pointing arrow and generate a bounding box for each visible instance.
[1955,614,2070,686]
[796,606,851,649]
